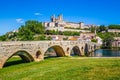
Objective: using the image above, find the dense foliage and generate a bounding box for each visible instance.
[97,32,120,39]
[98,25,108,32]
[17,20,45,40]
[102,33,114,49]
[0,35,7,41]
[97,32,115,49]
[89,26,96,33]
[46,30,80,36]
[63,31,80,36]
[108,25,120,29]
[90,25,108,33]
[91,39,97,43]
[0,20,48,41]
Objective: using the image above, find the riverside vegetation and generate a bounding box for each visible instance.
[0,57,120,80]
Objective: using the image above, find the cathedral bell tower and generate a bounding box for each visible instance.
[58,14,63,22]
[51,14,55,22]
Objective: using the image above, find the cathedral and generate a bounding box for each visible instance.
[43,14,85,31]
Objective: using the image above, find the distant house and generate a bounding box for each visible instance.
[96,36,103,45]
[80,33,96,39]
[112,37,120,47]
[50,35,63,41]
[79,33,96,42]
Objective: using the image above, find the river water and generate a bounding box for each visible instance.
[94,49,120,57]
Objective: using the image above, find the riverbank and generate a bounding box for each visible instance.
[0,57,120,80]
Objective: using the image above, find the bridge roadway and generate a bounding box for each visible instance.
[0,41,99,68]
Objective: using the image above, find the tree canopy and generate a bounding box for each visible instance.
[108,25,120,29]
[17,20,45,40]
[102,33,114,49]
[98,25,107,32]
[0,20,46,41]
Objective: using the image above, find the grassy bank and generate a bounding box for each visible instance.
[0,57,120,80]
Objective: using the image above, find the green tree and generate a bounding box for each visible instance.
[102,33,114,49]
[39,35,46,40]
[108,24,120,29]
[98,25,107,32]
[18,26,34,41]
[47,36,52,40]
[17,20,45,41]
[0,35,7,41]
[91,39,97,43]
[25,20,45,34]
[90,26,95,33]
[0,20,45,41]
[63,31,80,36]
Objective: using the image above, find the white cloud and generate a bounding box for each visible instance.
[16,18,24,23]
[34,13,43,16]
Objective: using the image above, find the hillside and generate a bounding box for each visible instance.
[0,20,81,41]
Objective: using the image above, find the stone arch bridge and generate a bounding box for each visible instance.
[0,41,99,68]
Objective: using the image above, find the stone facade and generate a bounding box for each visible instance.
[108,29,120,33]
[0,41,99,68]
[43,14,91,31]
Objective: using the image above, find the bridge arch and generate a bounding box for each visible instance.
[71,46,82,56]
[44,45,65,58]
[2,50,34,68]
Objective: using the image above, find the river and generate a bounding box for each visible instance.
[94,49,120,57]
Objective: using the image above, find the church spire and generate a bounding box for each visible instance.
[51,14,55,22]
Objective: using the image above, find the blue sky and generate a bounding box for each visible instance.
[0,0,120,35]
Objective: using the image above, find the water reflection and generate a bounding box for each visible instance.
[94,49,120,57]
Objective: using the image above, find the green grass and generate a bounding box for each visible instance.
[0,57,120,80]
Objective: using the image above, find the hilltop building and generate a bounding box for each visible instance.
[43,14,92,31]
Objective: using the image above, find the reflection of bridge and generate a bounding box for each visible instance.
[0,41,99,68]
